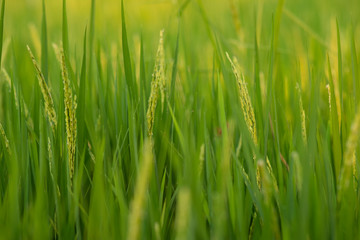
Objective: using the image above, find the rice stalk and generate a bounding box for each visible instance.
[48,137,55,182]
[258,159,280,238]
[88,141,96,163]
[198,143,205,177]
[1,68,35,130]
[235,135,242,158]
[27,45,57,132]
[256,163,261,189]
[266,157,279,193]
[257,160,272,204]
[326,84,331,113]
[127,138,154,240]
[52,43,62,63]
[1,68,18,108]
[248,212,257,240]
[338,107,360,198]
[60,47,77,181]
[48,137,60,197]
[157,30,166,113]
[226,52,257,145]
[226,53,263,192]
[329,18,341,124]
[22,97,34,131]
[147,30,165,137]
[296,83,307,144]
[0,122,10,154]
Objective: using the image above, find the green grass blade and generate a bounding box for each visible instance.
[0,0,5,67]
[62,0,69,56]
[121,0,137,102]
[263,17,275,158]
[336,20,346,159]
[337,20,343,115]
[41,0,48,81]
[139,33,146,130]
[254,20,263,145]
[170,22,180,106]
[350,25,359,110]
[327,55,342,180]
[78,29,87,152]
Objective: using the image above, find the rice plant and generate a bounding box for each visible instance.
[0,0,359,239]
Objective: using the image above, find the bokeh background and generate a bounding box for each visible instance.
[4,0,360,65]
[1,0,358,97]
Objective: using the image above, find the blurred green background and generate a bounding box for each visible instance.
[3,0,360,98]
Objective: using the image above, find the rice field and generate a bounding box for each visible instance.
[0,0,360,239]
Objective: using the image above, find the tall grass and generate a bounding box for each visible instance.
[0,0,359,239]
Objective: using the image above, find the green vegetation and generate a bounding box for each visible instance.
[0,0,359,239]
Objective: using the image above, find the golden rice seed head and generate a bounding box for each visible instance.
[72,95,77,153]
[326,84,331,113]
[56,185,61,197]
[71,96,77,143]
[1,68,12,89]
[27,45,57,130]
[175,188,191,240]
[296,83,307,143]
[127,139,154,240]
[256,164,261,189]
[48,137,52,160]
[226,52,257,145]
[88,142,96,163]
[235,135,242,158]
[257,159,265,184]
[52,43,62,63]
[157,30,166,111]
[146,31,165,137]
[266,157,273,173]
[198,143,205,177]
[0,123,10,153]
[146,79,159,137]
[2,68,19,109]
[240,72,257,144]
[240,164,251,186]
[339,108,360,194]
[345,111,360,165]
[22,97,30,119]
[301,109,306,142]
[48,137,55,181]
[248,212,257,240]
[266,157,279,193]
[352,152,357,189]
[22,98,34,131]
[60,47,76,180]
[257,160,272,204]
[254,153,260,188]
